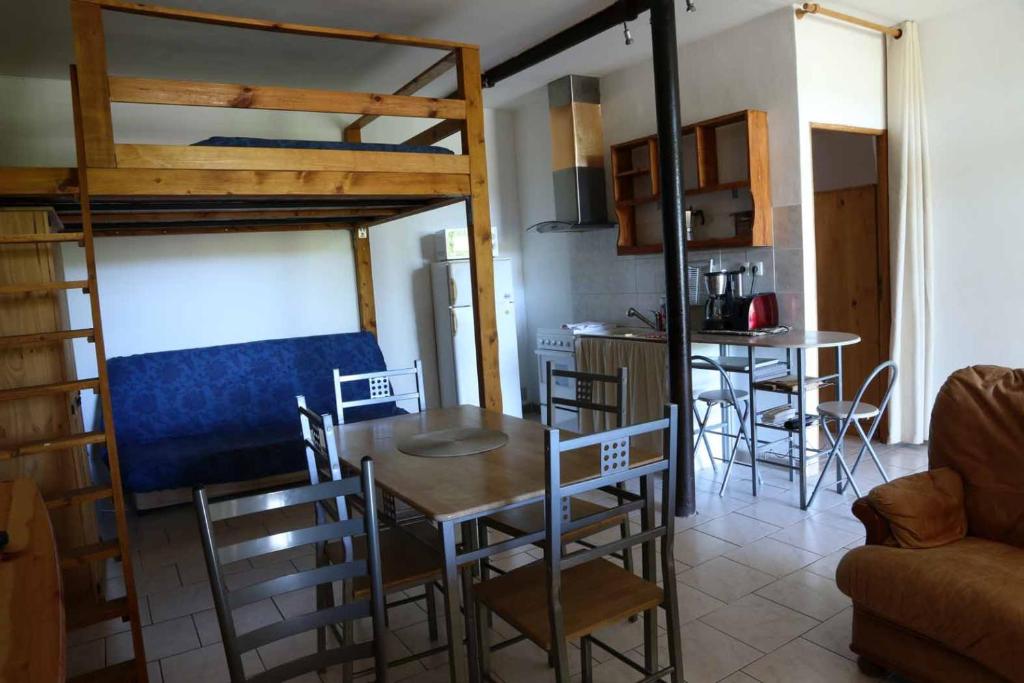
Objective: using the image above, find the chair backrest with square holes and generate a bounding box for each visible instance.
[194,469,388,682]
[546,363,628,429]
[334,361,425,425]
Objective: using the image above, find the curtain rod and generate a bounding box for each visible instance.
[795,2,902,39]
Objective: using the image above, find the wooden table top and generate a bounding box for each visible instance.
[691,329,860,349]
[334,406,661,522]
[0,479,64,683]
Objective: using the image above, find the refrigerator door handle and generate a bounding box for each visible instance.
[449,277,457,305]
[450,308,458,336]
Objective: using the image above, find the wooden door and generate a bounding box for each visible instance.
[815,185,886,434]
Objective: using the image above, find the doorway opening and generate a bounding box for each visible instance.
[811,123,891,440]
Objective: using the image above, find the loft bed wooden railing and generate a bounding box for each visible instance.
[0,0,502,413]
[1,4,500,678]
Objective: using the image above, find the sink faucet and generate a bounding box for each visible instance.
[627,307,658,330]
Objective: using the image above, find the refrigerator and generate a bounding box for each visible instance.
[431,257,522,418]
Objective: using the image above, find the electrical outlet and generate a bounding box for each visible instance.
[751,261,764,276]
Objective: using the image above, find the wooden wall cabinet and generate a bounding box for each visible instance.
[610,135,662,255]
[611,109,773,255]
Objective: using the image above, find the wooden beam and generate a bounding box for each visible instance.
[344,52,458,137]
[66,207,403,224]
[91,222,356,237]
[69,2,115,167]
[86,169,470,197]
[457,47,501,414]
[70,63,150,679]
[403,119,462,148]
[364,197,463,228]
[351,228,377,335]
[113,144,470,174]
[0,168,78,195]
[109,77,467,120]
[82,0,474,49]
[810,121,886,136]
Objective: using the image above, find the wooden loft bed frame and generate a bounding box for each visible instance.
[0,0,503,412]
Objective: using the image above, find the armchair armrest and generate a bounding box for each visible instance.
[860,467,967,549]
[851,497,895,546]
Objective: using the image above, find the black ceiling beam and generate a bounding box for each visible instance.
[481,0,652,88]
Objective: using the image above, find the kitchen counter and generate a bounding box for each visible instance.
[577,328,860,349]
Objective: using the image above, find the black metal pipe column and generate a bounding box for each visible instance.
[650,0,695,517]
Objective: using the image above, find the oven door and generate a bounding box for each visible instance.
[536,349,578,431]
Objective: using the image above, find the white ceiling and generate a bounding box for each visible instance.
[0,0,962,109]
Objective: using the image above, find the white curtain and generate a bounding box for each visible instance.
[887,21,934,444]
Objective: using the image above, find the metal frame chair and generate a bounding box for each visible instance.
[469,405,685,683]
[692,355,759,496]
[480,363,635,579]
[193,468,388,683]
[334,362,425,526]
[297,397,444,662]
[807,360,898,507]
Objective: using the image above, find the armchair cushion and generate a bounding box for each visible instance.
[836,537,1024,682]
[866,467,967,549]
[929,366,1024,547]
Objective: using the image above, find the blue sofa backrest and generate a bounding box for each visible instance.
[106,332,392,445]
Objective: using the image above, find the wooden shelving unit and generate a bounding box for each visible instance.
[610,109,773,255]
[610,135,659,255]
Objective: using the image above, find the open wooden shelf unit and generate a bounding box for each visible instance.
[610,109,773,256]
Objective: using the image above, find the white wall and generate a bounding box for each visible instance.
[794,11,886,330]
[360,109,529,408]
[511,7,806,404]
[513,87,576,403]
[920,0,1024,388]
[0,74,527,421]
[600,6,804,317]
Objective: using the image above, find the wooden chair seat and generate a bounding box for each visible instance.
[327,521,441,598]
[485,497,626,544]
[473,558,662,650]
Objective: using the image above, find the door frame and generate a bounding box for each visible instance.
[810,122,891,438]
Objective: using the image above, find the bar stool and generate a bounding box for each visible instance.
[807,360,898,506]
[692,355,758,496]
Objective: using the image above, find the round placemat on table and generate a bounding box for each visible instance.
[397,427,508,458]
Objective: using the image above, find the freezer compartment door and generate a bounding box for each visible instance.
[445,260,474,308]
[445,258,515,308]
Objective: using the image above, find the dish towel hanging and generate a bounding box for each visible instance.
[886,21,934,444]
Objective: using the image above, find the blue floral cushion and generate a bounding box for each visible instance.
[100,332,402,493]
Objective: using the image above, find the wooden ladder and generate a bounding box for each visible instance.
[0,73,148,682]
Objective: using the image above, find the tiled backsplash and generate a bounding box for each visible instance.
[568,204,804,328]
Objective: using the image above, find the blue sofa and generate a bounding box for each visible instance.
[97,332,402,495]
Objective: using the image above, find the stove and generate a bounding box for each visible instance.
[534,328,578,430]
[536,328,577,352]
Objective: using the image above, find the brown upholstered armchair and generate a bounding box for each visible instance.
[836,366,1024,683]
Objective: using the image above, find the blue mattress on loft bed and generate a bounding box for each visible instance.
[193,136,454,155]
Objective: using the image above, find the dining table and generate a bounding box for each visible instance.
[332,404,663,683]
[691,329,861,509]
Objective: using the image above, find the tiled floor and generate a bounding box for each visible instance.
[67,439,928,682]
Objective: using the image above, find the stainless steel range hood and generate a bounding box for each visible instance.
[528,75,617,233]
